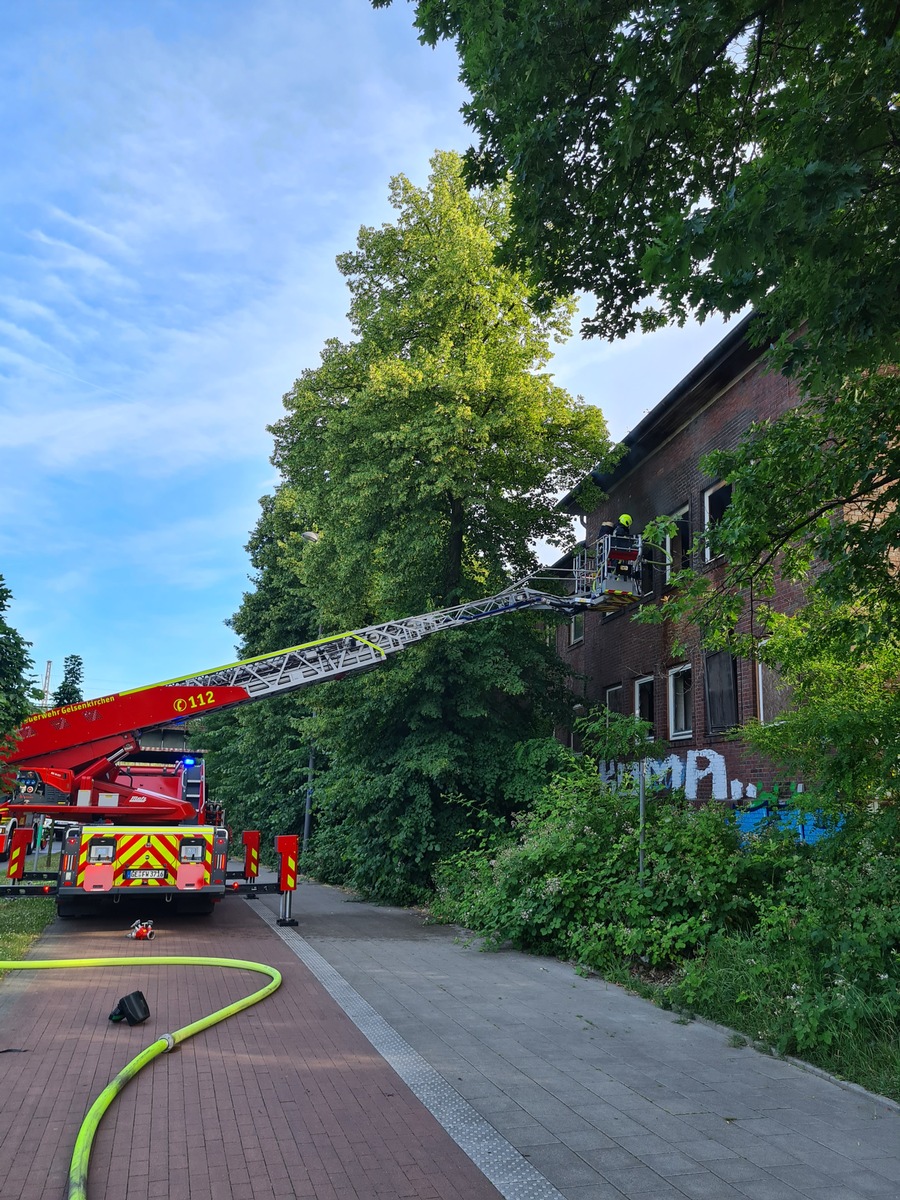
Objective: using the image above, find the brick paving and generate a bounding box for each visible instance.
[0,899,503,1200]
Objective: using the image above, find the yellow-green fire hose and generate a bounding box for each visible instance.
[0,955,282,1200]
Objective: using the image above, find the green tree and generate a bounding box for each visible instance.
[202,488,321,844]
[742,597,900,805]
[386,1,900,636]
[51,654,84,708]
[0,577,38,788]
[388,1,899,379]
[0,576,36,736]
[256,150,613,902]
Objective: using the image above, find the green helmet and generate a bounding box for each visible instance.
[618,513,633,528]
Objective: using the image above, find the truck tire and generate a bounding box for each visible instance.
[57,899,90,919]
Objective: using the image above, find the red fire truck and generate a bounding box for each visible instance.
[0,535,641,918]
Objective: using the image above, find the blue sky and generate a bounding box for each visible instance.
[1,0,731,700]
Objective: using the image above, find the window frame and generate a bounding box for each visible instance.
[568,610,584,646]
[604,683,624,714]
[703,481,733,562]
[665,503,691,583]
[634,675,655,734]
[756,639,792,724]
[667,663,693,739]
[703,651,739,734]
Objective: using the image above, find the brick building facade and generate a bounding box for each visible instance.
[557,316,806,802]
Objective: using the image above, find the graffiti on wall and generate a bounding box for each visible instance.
[600,748,761,801]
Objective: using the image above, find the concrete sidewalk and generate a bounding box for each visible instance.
[259,880,900,1200]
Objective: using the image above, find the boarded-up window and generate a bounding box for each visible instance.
[704,652,738,732]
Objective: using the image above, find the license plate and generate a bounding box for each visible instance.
[126,869,167,880]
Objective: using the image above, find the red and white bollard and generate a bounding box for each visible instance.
[275,834,298,927]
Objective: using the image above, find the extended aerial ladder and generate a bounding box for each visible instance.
[0,533,642,914]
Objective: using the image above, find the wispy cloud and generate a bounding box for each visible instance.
[0,0,730,698]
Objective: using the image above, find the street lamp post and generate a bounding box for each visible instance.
[300,531,321,862]
[302,742,314,858]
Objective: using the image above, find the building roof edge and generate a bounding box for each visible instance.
[560,312,761,513]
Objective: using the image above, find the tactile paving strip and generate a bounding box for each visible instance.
[252,901,566,1200]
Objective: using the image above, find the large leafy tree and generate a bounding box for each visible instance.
[232,151,614,902]
[273,151,611,627]
[202,488,320,843]
[384,1,900,640]
[388,1,899,379]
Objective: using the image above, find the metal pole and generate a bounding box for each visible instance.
[638,757,646,886]
[32,815,45,862]
[301,622,322,860]
[302,744,314,858]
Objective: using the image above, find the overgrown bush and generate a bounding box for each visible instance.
[432,758,753,966]
[674,805,900,1080]
[431,757,900,1099]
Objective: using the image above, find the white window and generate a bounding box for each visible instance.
[703,482,733,561]
[665,505,691,583]
[604,684,623,714]
[634,675,655,734]
[568,611,584,646]
[668,664,693,738]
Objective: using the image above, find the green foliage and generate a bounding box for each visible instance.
[675,930,900,1099]
[390,1,900,383]
[431,750,900,1100]
[432,758,748,966]
[741,599,900,804]
[51,654,84,707]
[306,618,572,904]
[674,805,900,1095]
[0,898,56,978]
[574,708,669,764]
[207,152,610,896]
[0,576,38,759]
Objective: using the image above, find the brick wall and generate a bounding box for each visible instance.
[556,331,808,801]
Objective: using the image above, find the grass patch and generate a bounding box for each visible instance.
[0,898,57,978]
[671,934,900,1103]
